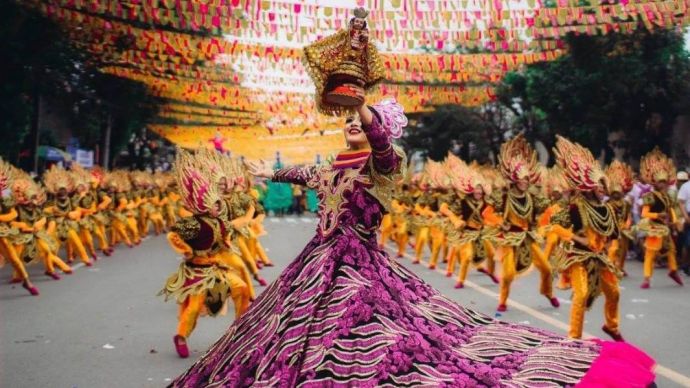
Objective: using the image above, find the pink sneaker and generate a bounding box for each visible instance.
[256,277,267,287]
[173,335,189,358]
[45,272,61,281]
[640,279,650,289]
[497,304,507,312]
[454,282,464,289]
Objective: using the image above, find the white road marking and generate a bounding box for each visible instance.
[300,218,313,223]
[286,218,297,224]
[270,218,281,223]
[385,243,690,386]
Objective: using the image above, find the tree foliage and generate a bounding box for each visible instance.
[0,0,158,167]
[496,29,690,162]
[401,104,504,163]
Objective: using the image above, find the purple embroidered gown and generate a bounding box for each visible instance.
[171,112,655,387]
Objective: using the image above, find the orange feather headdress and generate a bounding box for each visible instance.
[640,148,676,185]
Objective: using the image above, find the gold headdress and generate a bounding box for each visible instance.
[605,160,634,194]
[153,171,169,190]
[303,7,385,116]
[424,160,450,190]
[43,165,75,194]
[70,163,92,190]
[640,147,676,184]
[444,154,487,195]
[90,166,106,188]
[554,136,606,192]
[12,177,45,206]
[174,149,220,215]
[498,134,541,184]
[0,158,12,193]
[544,166,569,196]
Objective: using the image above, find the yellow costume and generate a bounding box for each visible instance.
[160,149,250,358]
[637,148,683,288]
[43,165,92,266]
[0,160,39,295]
[440,156,499,288]
[11,177,72,280]
[604,161,635,274]
[550,136,624,340]
[486,135,557,312]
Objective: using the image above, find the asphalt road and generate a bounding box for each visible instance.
[1,216,689,387]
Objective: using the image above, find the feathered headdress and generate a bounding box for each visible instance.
[174,149,220,214]
[70,163,92,190]
[554,136,606,192]
[605,160,634,194]
[424,160,450,190]
[43,165,75,194]
[90,166,106,188]
[0,158,12,193]
[544,166,569,196]
[640,147,676,185]
[12,177,45,205]
[444,154,487,195]
[499,134,541,184]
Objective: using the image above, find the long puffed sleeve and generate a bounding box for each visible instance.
[272,166,319,188]
[362,108,400,174]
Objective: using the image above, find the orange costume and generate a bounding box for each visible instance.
[637,148,683,289]
[485,135,558,312]
[549,136,624,341]
[160,149,250,358]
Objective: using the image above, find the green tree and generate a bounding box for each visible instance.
[0,0,159,169]
[401,104,501,163]
[496,29,690,162]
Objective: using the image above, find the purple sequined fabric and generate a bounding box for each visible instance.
[170,114,649,388]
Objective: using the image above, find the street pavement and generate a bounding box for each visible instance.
[1,216,689,387]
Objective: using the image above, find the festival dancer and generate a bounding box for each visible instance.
[550,136,625,341]
[638,148,684,288]
[239,165,274,268]
[123,173,142,246]
[43,165,92,266]
[170,94,654,387]
[87,167,114,257]
[11,176,72,280]
[104,171,135,249]
[424,161,452,270]
[605,160,635,274]
[227,169,268,285]
[70,164,102,261]
[485,134,559,312]
[200,148,261,300]
[411,168,436,264]
[159,150,250,359]
[440,155,499,288]
[537,167,572,289]
[0,160,39,295]
[387,182,413,257]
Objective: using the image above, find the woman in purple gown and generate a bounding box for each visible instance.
[171,93,655,387]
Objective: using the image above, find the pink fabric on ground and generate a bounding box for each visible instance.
[577,339,656,387]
